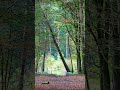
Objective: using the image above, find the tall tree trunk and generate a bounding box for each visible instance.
[79,0,84,72]
[68,36,74,72]
[76,29,81,74]
[42,50,46,72]
[4,49,10,90]
[42,40,47,72]
[49,34,52,55]
[5,30,12,89]
[19,56,25,90]
[35,46,40,72]
[19,1,28,89]
[19,31,26,90]
[84,26,90,90]
[66,33,68,58]
[6,24,13,90]
[98,50,110,90]
[6,50,13,90]
[1,46,4,90]
[56,27,60,59]
[112,27,120,90]
[95,1,110,90]
[111,1,120,89]
[83,52,89,90]
[65,33,68,58]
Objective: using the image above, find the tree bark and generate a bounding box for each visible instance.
[4,49,10,90]
[76,29,81,73]
[94,1,111,90]
[42,40,47,72]
[19,31,26,90]
[35,46,40,72]
[112,29,120,90]
[6,50,13,90]
[111,1,120,89]
[66,33,68,58]
[68,36,74,72]
[83,53,89,90]
[1,46,4,90]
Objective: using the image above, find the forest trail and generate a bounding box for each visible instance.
[35,75,85,90]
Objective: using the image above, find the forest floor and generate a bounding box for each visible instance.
[35,75,85,90]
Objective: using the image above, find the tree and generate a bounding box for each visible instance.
[86,0,111,90]
[42,30,47,72]
[61,0,85,73]
[0,0,34,89]
[111,0,120,90]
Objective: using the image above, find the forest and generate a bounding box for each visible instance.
[35,0,120,90]
[0,0,120,90]
[35,0,85,75]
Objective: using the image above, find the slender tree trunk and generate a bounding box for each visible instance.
[42,40,47,72]
[1,46,4,90]
[111,1,120,89]
[66,33,68,58]
[76,29,81,74]
[19,31,26,90]
[19,62,25,90]
[57,27,60,47]
[49,34,52,55]
[84,29,90,90]
[42,51,46,72]
[4,3,13,90]
[79,0,84,72]
[95,1,110,90]
[6,50,13,90]
[6,24,13,90]
[56,27,60,59]
[98,50,110,90]
[35,47,40,72]
[4,49,10,90]
[19,1,27,89]
[83,54,89,90]
[19,56,25,90]
[112,29,120,90]
[97,22,110,90]
[111,18,120,90]
[68,36,74,72]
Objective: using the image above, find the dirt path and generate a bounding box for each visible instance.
[35,75,85,90]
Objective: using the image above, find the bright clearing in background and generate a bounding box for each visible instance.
[35,0,85,76]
